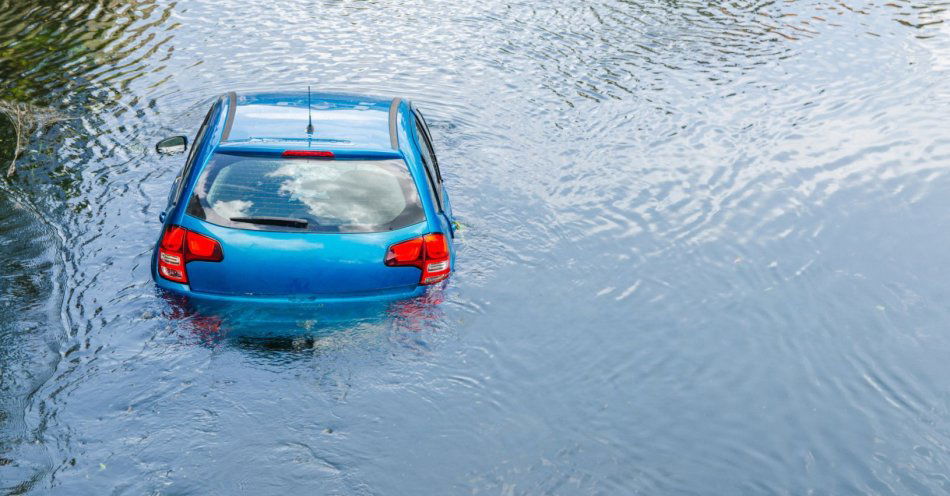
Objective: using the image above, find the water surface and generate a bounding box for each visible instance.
[1,0,949,494]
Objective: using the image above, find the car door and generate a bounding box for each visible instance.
[411,105,454,236]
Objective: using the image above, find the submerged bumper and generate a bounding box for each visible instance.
[154,276,426,305]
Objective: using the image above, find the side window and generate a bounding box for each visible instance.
[413,108,442,183]
[414,118,443,211]
[172,101,219,204]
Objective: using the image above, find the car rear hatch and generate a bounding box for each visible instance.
[171,151,432,296]
[179,218,428,296]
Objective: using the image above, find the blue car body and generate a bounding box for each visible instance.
[152,91,455,303]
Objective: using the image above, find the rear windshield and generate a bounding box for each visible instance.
[186,154,425,233]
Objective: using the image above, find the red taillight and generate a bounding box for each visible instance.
[281,150,334,158]
[385,237,423,265]
[157,226,223,284]
[185,231,223,261]
[158,226,187,283]
[161,225,186,251]
[385,233,451,285]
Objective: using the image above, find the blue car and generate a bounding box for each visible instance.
[151,91,455,303]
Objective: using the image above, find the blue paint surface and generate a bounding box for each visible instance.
[153,91,455,300]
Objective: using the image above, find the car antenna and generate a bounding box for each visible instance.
[306,86,314,135]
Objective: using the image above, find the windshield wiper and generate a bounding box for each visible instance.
[230,216,308,228]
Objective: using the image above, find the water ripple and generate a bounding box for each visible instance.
[0,0,949,493]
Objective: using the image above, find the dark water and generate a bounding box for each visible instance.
[1,0,949,493]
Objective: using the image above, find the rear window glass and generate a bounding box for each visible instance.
[186,154,425,233]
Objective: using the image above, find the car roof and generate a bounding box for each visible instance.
[169,90,442,235]
[218,91,396,152]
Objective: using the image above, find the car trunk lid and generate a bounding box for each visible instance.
[180,218,427,296]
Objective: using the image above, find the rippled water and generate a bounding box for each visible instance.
[1,0,949,493]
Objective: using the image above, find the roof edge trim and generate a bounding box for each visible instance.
[221,91,237,141]
[388,97,402,150]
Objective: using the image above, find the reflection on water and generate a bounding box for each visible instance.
[1,0,950,494]
[161,288,445,344]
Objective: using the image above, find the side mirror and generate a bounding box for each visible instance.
[156,136,187,155]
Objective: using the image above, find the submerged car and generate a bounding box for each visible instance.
[151,91,455,302]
